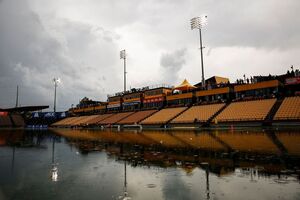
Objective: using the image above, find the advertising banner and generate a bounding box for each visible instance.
[285,77,300,85]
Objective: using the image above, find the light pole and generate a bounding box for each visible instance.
[15,85,19,108]
[191,15,208,88]
[53,78,60,113]
[120,49,127,92]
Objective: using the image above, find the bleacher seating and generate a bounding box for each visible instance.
[52,117,79,126]
[71,115,99,126]
[0,116,12,127]
[10,114,25,127]
[52,117,72,126]
[85,114,113,125]
[118,110,157,124]
[98,112,134,125]
[140,107,187,125]
[67,116,88,126]
[171,103,225,123]
[215,99,276,122]
[274,96,300,120]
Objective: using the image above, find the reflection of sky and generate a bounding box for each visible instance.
[0,131,300,200]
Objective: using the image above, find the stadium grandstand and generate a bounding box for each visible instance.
[49,67,300,128]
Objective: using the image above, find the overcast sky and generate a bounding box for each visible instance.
[0,0,299,111]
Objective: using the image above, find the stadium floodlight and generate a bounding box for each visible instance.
[120,49,127,92]
[191,15,208,88]
[53,78,60,113]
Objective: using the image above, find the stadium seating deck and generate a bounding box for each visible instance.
[71,115,99,126]
[118,110,158,125]
[171,103,225,123]
[68,116,88,126]
[215,99,276,122]
[98,112,134,125]
[53,117,79,126]
[274,96,300,120]
[140,107,187,125]
[85,114,113,125]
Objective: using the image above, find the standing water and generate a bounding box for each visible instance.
[0,128,299,200]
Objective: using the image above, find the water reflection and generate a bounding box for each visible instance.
[49,129,300,178]
[0,128,299,200]
[51,137,59,182]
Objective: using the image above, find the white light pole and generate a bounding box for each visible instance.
[191,15,208,88]
[120,49,127,92]
[53,78,60,113]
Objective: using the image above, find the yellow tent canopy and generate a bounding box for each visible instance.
[173,79,196,91]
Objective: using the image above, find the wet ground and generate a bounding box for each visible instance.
[0,128,299,200]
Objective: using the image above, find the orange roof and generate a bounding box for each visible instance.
[174,79,196,91]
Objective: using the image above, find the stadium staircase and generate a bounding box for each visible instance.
[165,107,190,126]
[263,98,284,126]
[113,112,137,124]
[136,109,160,124]
[203,103,230,127]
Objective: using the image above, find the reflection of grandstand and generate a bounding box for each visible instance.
[51,129,300,177]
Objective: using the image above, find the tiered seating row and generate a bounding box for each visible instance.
[98,112,134,125]
[118,110,157,125]
[215,99,276,122]
[274,96,300,120]
[171,103,225,123]
[140,107,187,125]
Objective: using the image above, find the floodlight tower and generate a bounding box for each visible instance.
[191,15,208,88]
[53,78,60,113]
[120,50,127,92]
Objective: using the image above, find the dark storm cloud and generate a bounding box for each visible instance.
[0,0,299,109]
[0,0,120,110]
[160,48,187,84]
[203,0,300,49]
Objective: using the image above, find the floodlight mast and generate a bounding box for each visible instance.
[53,78,60,113]
[191,15,207,88]
[120,50,127,92]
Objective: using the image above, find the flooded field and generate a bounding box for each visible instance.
[0,128,299,200]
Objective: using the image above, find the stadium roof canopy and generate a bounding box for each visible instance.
[0,105,49,112]
[174,79,196,91]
